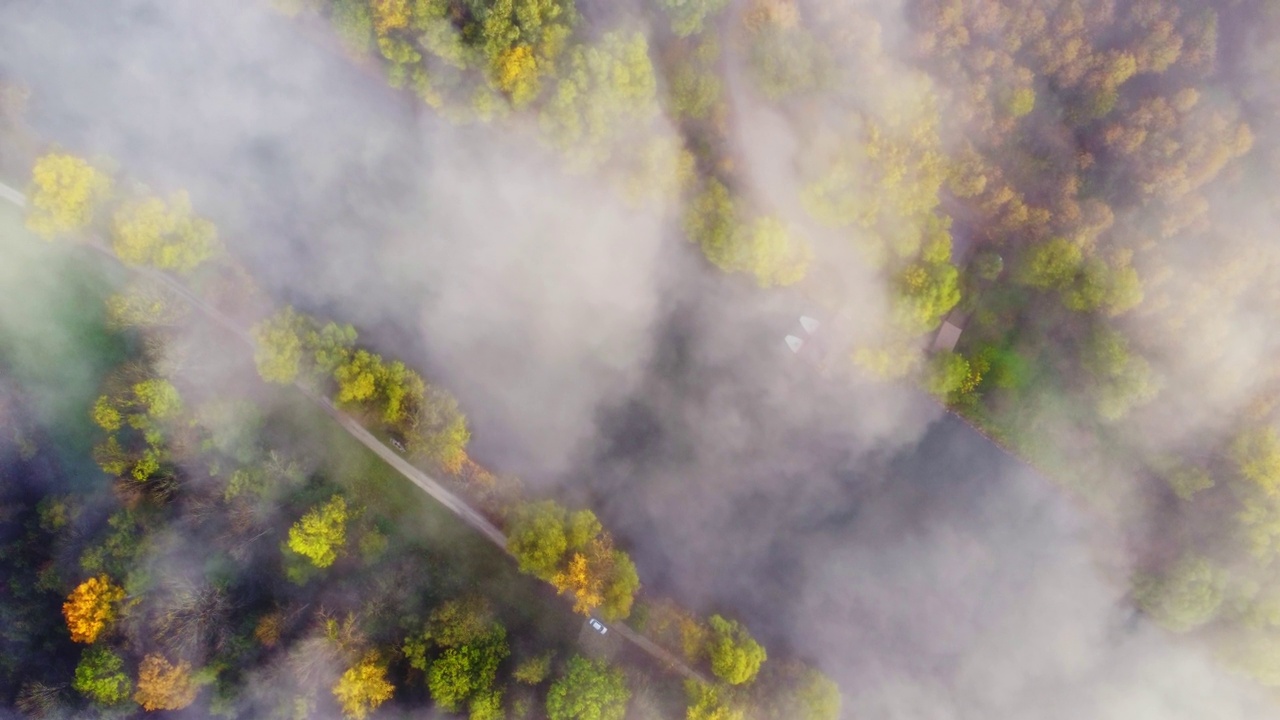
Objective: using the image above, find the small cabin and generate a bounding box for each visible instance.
[932,319,963,353]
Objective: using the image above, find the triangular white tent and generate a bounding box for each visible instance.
[799,315,820,334]
[785,335,804,353]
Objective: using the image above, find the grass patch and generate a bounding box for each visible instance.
[0,200,126,486]
[258,385,582,650]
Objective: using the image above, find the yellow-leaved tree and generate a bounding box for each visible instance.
[134,654,198,711]
[370,0,410,35]
[26,153,113,239]
[496,45,539,107]
[110,191,220,273]
[552,552,604,615]
[332,651,395,719]
[287,495,349,568]
[62,575,125,643]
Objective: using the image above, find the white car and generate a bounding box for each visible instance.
[588,619,608,635]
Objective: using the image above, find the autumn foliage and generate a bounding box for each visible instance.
[62,575,125,644]
[134,654,198,711]
[332,651,395,720]
[26,152,112,239]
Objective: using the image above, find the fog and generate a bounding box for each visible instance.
[2,0,1277,717]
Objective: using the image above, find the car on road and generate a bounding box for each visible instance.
[588,619,608,635]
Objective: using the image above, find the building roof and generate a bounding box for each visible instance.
[932,320,963,352]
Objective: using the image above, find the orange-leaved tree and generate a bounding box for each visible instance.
[63,575,125,643]
[134,654,198,711]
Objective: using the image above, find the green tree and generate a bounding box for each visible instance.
[1232,427,1280,495]
[335,349,384,405]
[470,689,505,720]
[253,306,307,384]
[706,615,766,685]
[759,661,841,720]
[668,40,722,120]
[332,0,374,55]
[1166,466,1214,502]
[91,373,183,481]
[685,179,734,263]
[407,384,471,473]
[600,551,640,621]
[479,0,576,83]
[286,495,349,568]
[685,180,810,287]
[1081,326,1159,421]
[685,680,743,720]
[747,23,828,101]
[405,598,509,713]
[73,646,133,706]
[105,282,190,329]
[514,652,554,685]
[1061,256,1143,315]
[540,32,659,165]
[1018,238,1082,290]
[1236,492,1280,560]
[546,655,630,720]
[894,261,960,331]
[93,396,123,433]
[566,510,603,551]
[79,511,142,578]
[1224,631,1280,687]
[110,191,220,273]
[660,0,730,37]
[26,153,113,239]
[926,351,971,398]
[1133,555,1225,632]
[307,320,358,374]
[507,501,569,579]
[734,217,811,287]
[972,251,1003,281]
[133,379,182,420]
[1004,87,1036,117]
[429,645,492,711]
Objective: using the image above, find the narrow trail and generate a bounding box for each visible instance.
[0,180,710,685]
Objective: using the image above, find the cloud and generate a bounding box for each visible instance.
[3,0,1279,718]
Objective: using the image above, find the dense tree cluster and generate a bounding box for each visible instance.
[25,153,224,275]
[506,501,641,620]
[706,614,767,686]
[110,191,220,274]
[403,597,509,714]
[19,0,1280,706]
[7,11,870,711]
[253,306,472,472]
[90,364,184,482]
[867,0,1280,687]
[545,654,630,720]
[10,153,846,720]
[684,178,811,288]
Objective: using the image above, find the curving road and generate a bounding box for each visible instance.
[0,179,709,685]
